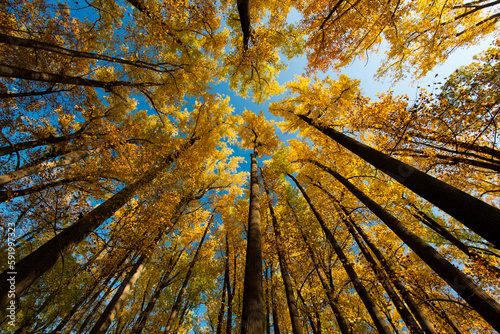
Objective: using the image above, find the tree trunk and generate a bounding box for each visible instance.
[312,182,423,333]
[295,113,500,249]
[0,149,96,186]
[262,177,303,334]
[75,274,124,334]
[0,137,196,308]
[0,177,82,202]
[51,256,127,334]
[288,174,393,334]
[309,160,500,331]
[131,249,184,334]
[287,199,352,334]
[89,253,148,334]
[0,130,84,157]
[216,236,230,334]
[241,153,265,334]
[163,215,213,333]
[347,211,439,334]
[270,264,281,334]
[0,64,159,89]
[299,229,352,333]
[0,33,169,73]
[236,0,253,50]
[226,249,235,334]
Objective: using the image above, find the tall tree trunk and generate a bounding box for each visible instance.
[0,129,85,157]
[411,205,500,279]
[131,249,184,334]
[309,160,500,331]
[89,253,148,334]
[226,249,236,334]
[0,149,97,186]
[236,0,253,50]
[265,266,271,334]
[241,153,265,334]
[0,33,170,73]
[0,177,83,202]
[312,182,423,333]
[52,252,130,334]
[0,64,159,88]
[163,215,213,333]
[261,174,303,334]
[270,264,281,334]
[216,241,229,334]
[287,200,351,334]
[288,174,393,334]
[294,113,500,248]
[76,274,124,334]
[0,137,196,308]
[346,210,439,334]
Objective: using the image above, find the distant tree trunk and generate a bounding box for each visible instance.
[131,249,185,334]
[241,153,265,334]
[216,240,230,334]
[76,274,123,334]
[298,229,351,334]
[0,137,196,309]
[0,129,84,157]
[262,173,303,334]
[89,253,148,334]
[226,250,236,334]
[0,33,168,72]
[287,199,351,334]
[288,174,393,334]
[270,265,281,334]
[236,0,252,50]
[265,266,271,334]
[347,215,438,334]
[0,177,82,202]
[294,113,500,249]
[0,149,96,186]
[0,64,159,89]
[308,160,500,331]
[311,182,423,333]
[411,204,500,279]
[53,252,130,334]
[163,215,213,333]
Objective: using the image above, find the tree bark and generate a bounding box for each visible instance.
[286,198,351,334]
[311,182,424,333]
[0,64,159,89]
[262,173,303,334]
[131,249,184,334]
[216,237,230,334]
[309,160,500,331]
[289,174,393,334]
[0,137,196,308]
[0,149,96,186]
[346,211,439,334]
[89,253,147,334]
[294,113,500,249]
[163,215,213,333]
[0,33,172,73]
[236,0,252,50]
[241,153,265,334]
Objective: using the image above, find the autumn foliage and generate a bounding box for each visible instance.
[0,0,499,333]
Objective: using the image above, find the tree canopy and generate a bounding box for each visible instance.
[1,0,499,333]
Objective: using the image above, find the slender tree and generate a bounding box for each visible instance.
[308,159,500,331]
[288,174,393,334]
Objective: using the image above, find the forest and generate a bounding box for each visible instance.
[0,0,499,333]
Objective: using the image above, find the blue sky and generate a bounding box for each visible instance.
[213,35,496,174]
